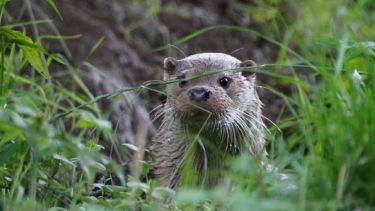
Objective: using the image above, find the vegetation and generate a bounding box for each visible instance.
[0,0,374,210]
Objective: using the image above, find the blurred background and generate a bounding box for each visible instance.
[7,0,314,145]
[6,0,374,144]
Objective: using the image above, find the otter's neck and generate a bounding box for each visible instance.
[177,121,238,187]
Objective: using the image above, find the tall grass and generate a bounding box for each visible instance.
[0,0,374,210]
[0,1,129,210]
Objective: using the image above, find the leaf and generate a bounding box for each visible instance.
[122,143,139,152]
[53,154,76,167]
[46,0,63,20]
[0,27,48,78]
[312,37,339,48]
[101,184,128,192]
[12,95,40,117]
[86,139,105,152]
[0,123,24,148]
[175,188,208,205]
[38,34,81,41]
[0,0,8,6]
[88,36,105,57]
[75,110,112,131]
[152,187,175,199]
[0,140,21,165]
[127,181,150,192]
[19,45,48,79]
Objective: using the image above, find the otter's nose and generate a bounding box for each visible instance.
[189,88,211,102]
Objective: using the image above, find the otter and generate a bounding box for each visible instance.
[150,53,266,190]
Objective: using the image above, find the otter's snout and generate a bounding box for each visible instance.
[189,88,211,102]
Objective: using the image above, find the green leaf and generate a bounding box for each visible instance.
[0,123,24,148]
[0,0,8,6]
[86,139,105,152]
[175,188,208,205]
[0,28,48,78]
[152,187,175,200]
[12,95,40,117]
[53,154,76,167]
[38,34,81,41]
[0,140,22,165]
[46,0,63,20]
[19,44,48,78]
[127,181,150,192]
[88,36,105,57]
[74,110,112,131]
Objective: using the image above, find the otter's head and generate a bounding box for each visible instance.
[163,53,259,119]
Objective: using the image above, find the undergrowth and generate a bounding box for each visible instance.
[0,0,374,210]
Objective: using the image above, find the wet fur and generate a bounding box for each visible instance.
[150,53,266,189]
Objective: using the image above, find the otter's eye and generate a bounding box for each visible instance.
[177,75,187,88]
[218,77,232,88]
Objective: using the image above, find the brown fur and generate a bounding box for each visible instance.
[150,53,266,189]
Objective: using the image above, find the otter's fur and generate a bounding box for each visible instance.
[150,53,266,189]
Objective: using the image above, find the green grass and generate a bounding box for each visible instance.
[1,0,375,210]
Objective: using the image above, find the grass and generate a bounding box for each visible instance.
[0,0,375,210]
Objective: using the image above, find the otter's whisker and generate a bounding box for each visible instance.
[150,53,267,189]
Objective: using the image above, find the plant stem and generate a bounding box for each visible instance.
[0,36,5,96]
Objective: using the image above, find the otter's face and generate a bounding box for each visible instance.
[163,53,258,118]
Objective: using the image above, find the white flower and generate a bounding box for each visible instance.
[352,69,361,81]
[352,69,364,93]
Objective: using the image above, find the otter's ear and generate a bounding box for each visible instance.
[240,60,257,80]
[163,57,178,76]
